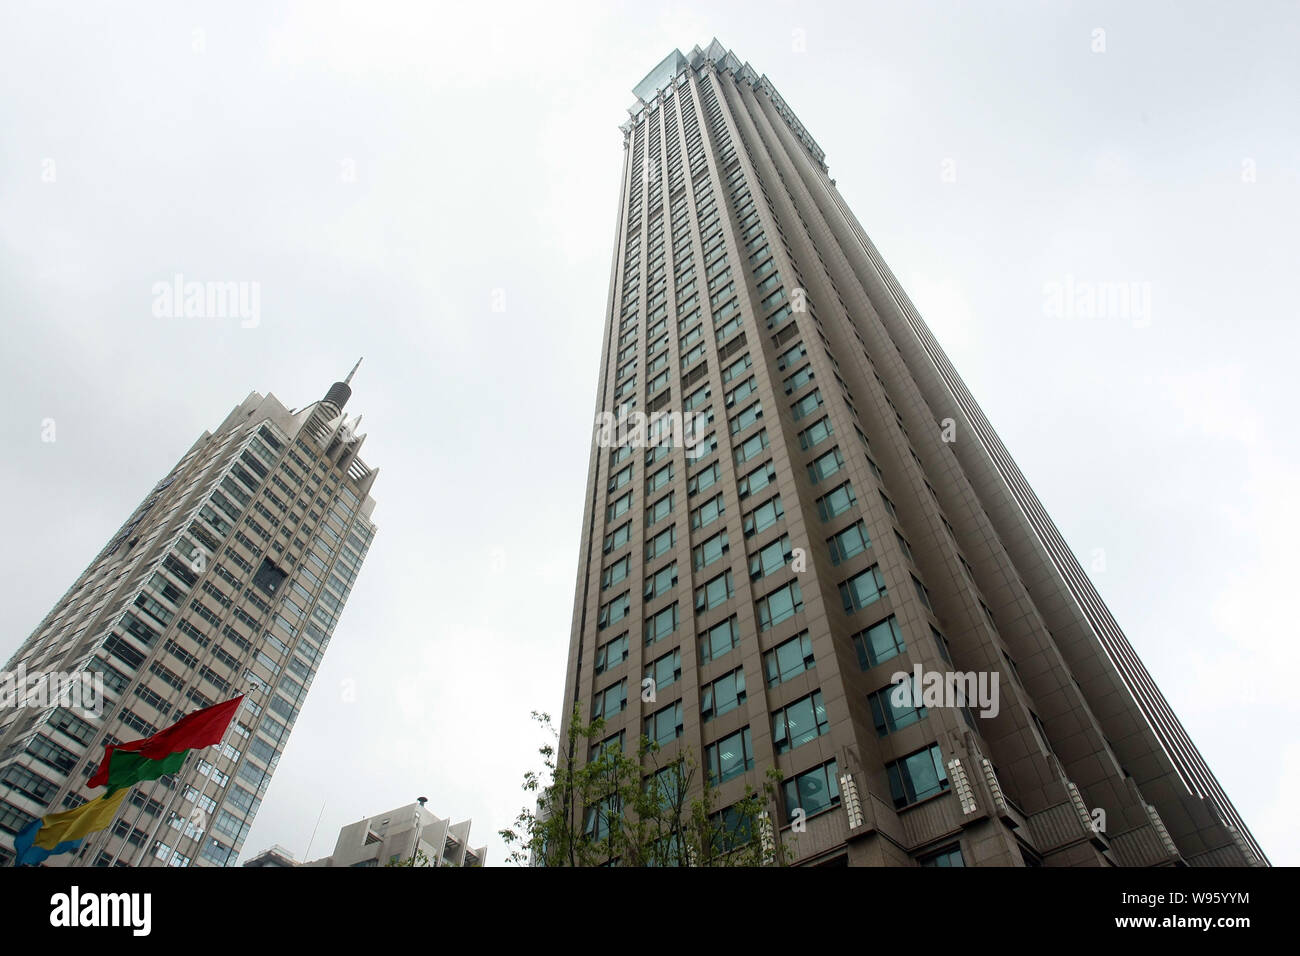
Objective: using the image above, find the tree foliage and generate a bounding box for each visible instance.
[500,708,787,867]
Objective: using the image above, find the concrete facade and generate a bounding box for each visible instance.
[242,843,299,867]
[558,40,1266,867]
[0,368,378,866]
[303,801,486,868]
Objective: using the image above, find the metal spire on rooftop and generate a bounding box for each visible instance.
[323,359,363,411]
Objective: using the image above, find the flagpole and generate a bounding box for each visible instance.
[185,701,247,865]
[249,668,307,862]
[114,748,200,868]
[88,785,135,868]
[303,800,327,862]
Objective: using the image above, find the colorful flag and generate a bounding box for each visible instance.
[13,788,130,865]
[88,694,243,791]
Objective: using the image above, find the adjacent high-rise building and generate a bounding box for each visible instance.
[0,367,378,866]
[559,41,1266,866]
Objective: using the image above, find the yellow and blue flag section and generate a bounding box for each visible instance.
[13,788,130,866]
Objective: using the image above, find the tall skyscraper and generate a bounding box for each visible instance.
[0,368,378,866]
[559,41,1265,866]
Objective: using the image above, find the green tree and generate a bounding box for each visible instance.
[500,708,788,867]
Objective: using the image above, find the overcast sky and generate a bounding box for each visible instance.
[2,0,1296,866]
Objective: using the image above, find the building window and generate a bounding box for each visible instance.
[699,616,739,664]
[764,631,815,686]
[701,667,746,722]
[608,463,633,493]
[911,576,933,610]
[645,525,675,561]
[583,794,621,841]
[816,482,857,521]
[743,496,783,537]
[200,839,233,866]
[931,626,952,664]
[749,534,790,580]
[790,389,824,421]
[645,701,684,745]
[604,521,631,555]
[705,727,754,785]
[644,602,679,646]
[725,376,757,408]
[692,531,729,570]
[827,520,870,564]
[738,460,776,499]
[797,416,833,450]
[644,561,678,600]
[886,744,949,809]
[601,555,630,590]
[852,615,906,669]
[919,844,965,867]
[647,462,674,493]
[868,681,928,736]
[590,730,624,762]
[733,429,769,466]
[644,648,681,692]
[709,803,756,854]
[771,691,829,754]
[649,764,688,809]
[690,494,725,530]
[688,462,721,496]
[608,492,632,522]
[598,592,630,630]
[895,531,913,562]
[756,580,803,631]
[782,759,840,822]
[595,633,629,675]
[721,353,752,383]
[683,383,711,412]
[647,492,674,526]
[840,565,887,613]
[0,801,35,837]
[776,341,807,371]
[694,569,733,612]
[880,491,897,519]
[729,402,763,435]
[783,364,815,395]
[807,447,845,484]
[591,679,628,721]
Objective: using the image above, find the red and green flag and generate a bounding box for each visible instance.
[88,694,244,792]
